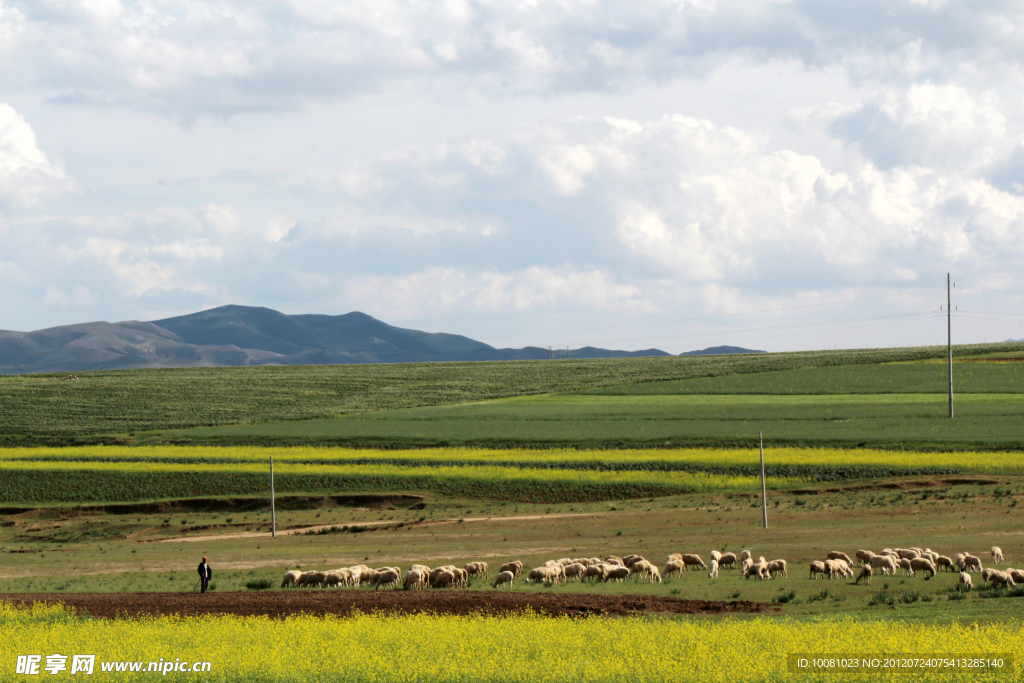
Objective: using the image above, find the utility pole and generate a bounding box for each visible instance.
[270,455,276,538]
[759,432,768,529]
[948,273,953,418]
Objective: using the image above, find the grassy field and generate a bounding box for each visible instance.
[1,475,1022,624]
[1,343,1018,444]
[2,445,1024,507]
[154,364,1024,449]
[2,604,1021,682]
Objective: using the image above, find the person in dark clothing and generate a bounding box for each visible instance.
[198,556,212,593]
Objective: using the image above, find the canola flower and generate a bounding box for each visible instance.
[2,602,1021,682]
[1,444,1021,474]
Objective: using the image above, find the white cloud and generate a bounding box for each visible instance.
[0,103,71,207]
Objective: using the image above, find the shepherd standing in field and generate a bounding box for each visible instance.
[198,556,213,593]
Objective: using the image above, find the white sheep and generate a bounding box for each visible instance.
[682,554,707,571]
[647,566,662,583]
[936,556,955,572]
[1008,568,1024,584]
[564,563,587,581]
[827,551,853,565]
[707,559,719,579]
[909,557,936,578]
[709,550,723,564]
[605,566,630,583]
[499,561,523,578]
[492,571,515,589]
[991,571,1016,588]
[664,559,684,579]
[766,559,787,578]
[855,550,874,565]
[869,555,897,576]
[374,569,401,591]
[809,561,827,579]
[898,558,914,577]
[404,569,427,591]
[297,571,327,588]
[855,565,873,585]
[583,564,610,583]
[465,561,489,579]
[958,571,973,591]
[963,554,983,573]
[281,570,301,588]
[739,550,751,563]
[718,552,737,569]
[992,546,1005,564]
[525,567,552,584]
[433,570,455,588]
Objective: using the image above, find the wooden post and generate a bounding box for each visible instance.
[270,455,276,539]
[759,432,768,529]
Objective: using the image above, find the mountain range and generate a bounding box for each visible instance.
[0,305,763,374]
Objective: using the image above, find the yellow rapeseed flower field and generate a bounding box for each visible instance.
[2,602,1021,682]
[2,444,1019,474]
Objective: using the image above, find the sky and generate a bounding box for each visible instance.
[2,0,1024,353]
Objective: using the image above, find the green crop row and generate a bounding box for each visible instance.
[0,459,796,505]
[1,342,1018,440]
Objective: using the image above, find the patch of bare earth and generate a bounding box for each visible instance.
[5,591,777,619]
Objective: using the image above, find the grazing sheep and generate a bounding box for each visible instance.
[855,550,874,565]
[898,558,914,577]
[682,554,707,571]
[648,566,663,583]
[1008,568,1024,584]
[452,568,470,588]
[992,546,1005,564]
[936,556,955,572]
[909,557,936,578]
[564,563,587,581]
[604,556,624,566]
[855,565,873,585]
[710,550,723,564]
[281,570,302,588]
[374,569,401,591]
[981,568,996,587]
[766,559,787,579]
[433,571,455,589]
[404,569,427,591]
[958,572,973,591]
[629,560,654,580]
[324,571,346,588]
[583,564,610,583]
[526,567,553,584]
[897,548,920,560]
[298,571,327,588]
[963,554,983,573]
[827,551,853,565]
[465,562,489,579]
[605,566,630,583]
[739,550,751,563]
[664,560,684,579]
[499,561,523,578]
[869,555,897,576]
[740,557,754,575]
[708,559,719,579]
[829,559,853,579]
[492,570,515,589]
[546,564,565,584]
[990,571,1015,588]
[809,561,827,579]
[745,559,770,580]
[823,560,848,580]
[718,552,737,569]
[624,556,647,568]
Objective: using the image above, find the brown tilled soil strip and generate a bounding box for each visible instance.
[4,591,777,619]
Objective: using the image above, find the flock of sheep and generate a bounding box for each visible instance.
[279,546,1012,593]
[811,545,1018,592]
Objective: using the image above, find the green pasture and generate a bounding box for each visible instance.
[1,343,1018,444]
[2,479,1023,625]
[155,390,1024,450]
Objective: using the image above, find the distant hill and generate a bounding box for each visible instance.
[0,305,671,374]
[679,345,765,356]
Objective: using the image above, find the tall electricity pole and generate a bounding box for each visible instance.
[270,455,277,538]
[759,432,768,529]
[948,273,953,419]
